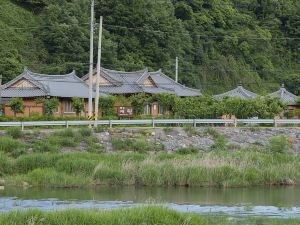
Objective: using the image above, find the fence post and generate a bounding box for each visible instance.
[234,119,237,127]
[152,119,155,128]
[109,120,112,128]
[66,121,69,128]
[193,119,196,128]
[274,119,277,127]
[21,122,24,131]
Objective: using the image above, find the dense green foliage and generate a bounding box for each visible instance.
[8,98,24,117]
[97,93,285,119]
[72,97,85,116]
[99,96,116,117]
[1,207,300,225]
[43,98,59,116]
[1,0,299,93]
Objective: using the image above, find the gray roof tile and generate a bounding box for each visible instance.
[2,68,100,98]
[84,67,202,97]
[269,85,298,105]
[214,85,259,99]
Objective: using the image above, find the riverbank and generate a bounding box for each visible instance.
[0,207,299,225]
[1,127,299,188]
[2,150,300,188]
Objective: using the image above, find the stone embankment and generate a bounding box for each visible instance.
[97,127,300,152]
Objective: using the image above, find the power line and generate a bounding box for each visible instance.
[0,21,299,40]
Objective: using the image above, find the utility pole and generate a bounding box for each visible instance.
[94,16,103,127]
[175,57,179,83]
[88,0,95,125]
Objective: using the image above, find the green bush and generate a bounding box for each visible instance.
[176,147,198,155]
[0,137,26,157]
[112,138,151,153]
[78,127,92,137]
[6,127,23,139]
[53,128,76,138]
[268,136,290,154]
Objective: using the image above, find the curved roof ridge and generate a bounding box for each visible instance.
[152,70,201,93]
[26,68,76,78]
[102,67,147,75]
[214,85,258,99]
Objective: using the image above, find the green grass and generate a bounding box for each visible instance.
[0,128,298,188]
[0,136,26,157]
[0,207,299,225]
[2,149,300,188]
[6,127,23,139]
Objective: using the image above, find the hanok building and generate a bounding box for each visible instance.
[82,67,201,117]
[2,68,93,117]
[214,84,259,100]
[269,84,299,117]
[213,84,259,120]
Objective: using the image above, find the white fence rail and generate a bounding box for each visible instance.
[0,119,299,130]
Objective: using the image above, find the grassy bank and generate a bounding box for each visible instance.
[0,207,299,225]
[0,127,299,188]
[2,150,300,188]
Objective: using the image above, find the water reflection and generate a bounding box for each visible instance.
[1,186,300,218]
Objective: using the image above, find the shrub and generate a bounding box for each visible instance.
[78,127,92,137]
[9,98,24,117]
[130,93,151,116]
[72,97,85,116]
[268,136,290,154]
[6,127,23,138]
[53,128,75,138]
[112,138,151,152]
[43,98,59,116]
[99,96,116,116]
[94,125,105,133]
[176,147,198,155]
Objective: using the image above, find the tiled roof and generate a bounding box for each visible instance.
[269,84,298,105]
[214,85,259,100]
[2,68,100,98]
[83,67,202,97]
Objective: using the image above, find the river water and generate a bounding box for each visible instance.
[1,186,300,218]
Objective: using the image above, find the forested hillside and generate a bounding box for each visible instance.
[0,0,299,94]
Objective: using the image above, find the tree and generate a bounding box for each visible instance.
[9,98,24,117]
[152,93,176,114]
[72,97,85,117]
[43,98,59,117]
[99,96,116,117]
[130,93,151,116]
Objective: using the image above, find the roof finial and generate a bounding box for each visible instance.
[281,83,285,88]
[23,66,28,72]
[238,82,242,87]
